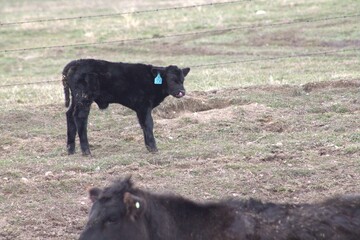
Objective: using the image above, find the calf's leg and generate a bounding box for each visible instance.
[66,101,77,154]
[74,101,92,156]
[136,108,157,152]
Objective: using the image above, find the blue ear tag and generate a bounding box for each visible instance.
[154,73,163,85]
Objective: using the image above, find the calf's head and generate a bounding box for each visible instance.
[152,65,190,98]
[79,178,149,240]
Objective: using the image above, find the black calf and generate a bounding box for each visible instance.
[62,59,190,155]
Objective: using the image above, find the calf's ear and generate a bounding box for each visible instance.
[89,187,102,203]
[123,192,146,221]
[182,68,190,77]
[151,67,165,77]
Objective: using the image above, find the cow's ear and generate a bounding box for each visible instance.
[89,187,102,203]
[182,68,190,77]
[151,67,165,77]
[123,192,146,221]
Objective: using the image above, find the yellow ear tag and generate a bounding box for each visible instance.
[135,202,140,209]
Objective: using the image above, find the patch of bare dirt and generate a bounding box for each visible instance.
[247,27,360,49]
[182,105,237,123]
[153,89,249,119]
[247,29,318,48]
[319,39,360,48]
[146,30,245,57]
[302,79,360,92]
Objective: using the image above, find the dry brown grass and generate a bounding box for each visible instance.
[1,81,360,239]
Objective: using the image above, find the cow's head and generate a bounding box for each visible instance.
[152,65,190,98]
[78,177,150,240]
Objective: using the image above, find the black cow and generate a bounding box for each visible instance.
[62,59,190,155]
[79,177,360,240]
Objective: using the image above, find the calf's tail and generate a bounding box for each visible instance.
[63,74,70,107]
[62,61,75,108]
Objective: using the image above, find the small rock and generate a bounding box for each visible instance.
[20,177,29,184]
[45,171,54,180]
[256,10,267,15]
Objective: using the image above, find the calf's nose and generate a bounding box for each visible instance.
[176,90,185,98]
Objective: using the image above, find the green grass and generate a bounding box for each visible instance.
[1,0,360,93]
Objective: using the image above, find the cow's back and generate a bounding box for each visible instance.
[228,196,360,240]
[65,59,161,107]
[67,59,155,87]
[64,59,115,80]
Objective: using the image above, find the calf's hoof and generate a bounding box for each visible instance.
[82,149,92,156]
[67,144,75,155]
[146,145,158,153]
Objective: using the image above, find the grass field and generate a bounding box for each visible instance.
[1,0,360,239]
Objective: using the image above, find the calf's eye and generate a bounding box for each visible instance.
[106,215,119,223]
